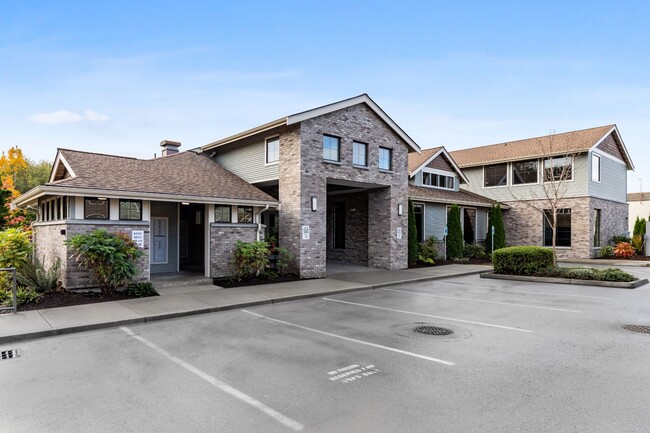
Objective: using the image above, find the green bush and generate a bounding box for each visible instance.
[493,246,553,275]
[232,240,270,280]
[446,204,463,259]
[599,246,614,258]
[418,236,438,265]
[597,268,635,282]
[0,228,33,290]
[66,229,144,294]
[17,256,61,293]
[463,244,487,259]
[609,235,631,245]
[407,199,418,265]
[3,287,42,307]
[124,282,159,298]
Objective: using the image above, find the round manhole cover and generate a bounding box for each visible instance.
[623,325,650,334]
[413,325,453,336]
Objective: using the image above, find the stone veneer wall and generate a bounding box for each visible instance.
[501,196,628,258]
[33,220,150,289]
[209,224,258,278]
[326,192,369,265]
[279,104,409,278]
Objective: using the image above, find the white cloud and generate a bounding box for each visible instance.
[30,109,109,124]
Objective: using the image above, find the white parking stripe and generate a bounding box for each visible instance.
[383,289,581,313]
[502,290,612,300]
[121,327,304,432]
[323,298,532,333]
[241,310,454,366]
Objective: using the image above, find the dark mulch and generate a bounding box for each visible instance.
[409,258,492,268]
[213,273,302,288]
[596,255,650,261]
[18,290,138,312]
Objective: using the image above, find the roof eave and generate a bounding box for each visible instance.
[200,118,288,152]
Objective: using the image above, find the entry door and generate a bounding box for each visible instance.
[463,208,477,244]
[151,217,168,264]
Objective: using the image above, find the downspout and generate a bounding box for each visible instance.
[256,204,271,241]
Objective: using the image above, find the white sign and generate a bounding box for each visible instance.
[131,230,144,248]
[301,225,310,240]
[327,364,380,384]
[396,227,403,239]
[444,225,448,236]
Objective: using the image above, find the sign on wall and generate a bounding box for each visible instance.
[131,230,145,249]
[396,227,402,239]
[302,225,310,240]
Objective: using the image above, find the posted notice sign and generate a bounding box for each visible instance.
[131,230,145,248]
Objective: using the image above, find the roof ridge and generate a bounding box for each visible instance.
[59,148,140,161]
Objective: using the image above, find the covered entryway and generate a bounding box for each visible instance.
[179,203,205,272]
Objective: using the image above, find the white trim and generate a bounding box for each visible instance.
[409,147,469,183]
[591,153,601,183]
[422,167,456,177]
[48,152,77,183]
[510,158,540,187]
[150,217,169,265]
[204,204,213,278]
[591,148,626,166]
[264,135,280,166]
[482,163,509,189]
[588,125,634,170]
[201,118,287,152]
[542,155,575,184]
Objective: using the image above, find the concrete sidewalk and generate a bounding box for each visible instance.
[559,258,650,267]
[0,264,490,344]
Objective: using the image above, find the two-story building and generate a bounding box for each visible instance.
[450,125,634,258]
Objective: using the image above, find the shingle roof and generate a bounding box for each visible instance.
[628,192,650,203]
[407,146,442,173]
[408,185,501,208]
[449,125,616,168]
[51,149,276,202]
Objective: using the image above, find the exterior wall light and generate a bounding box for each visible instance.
[311,196,318,212]
[398,203,403,216]
[181,202,190,205]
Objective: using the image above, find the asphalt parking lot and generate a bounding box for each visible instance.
[3,272,650,433]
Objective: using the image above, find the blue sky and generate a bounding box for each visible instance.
[1,1,648,191]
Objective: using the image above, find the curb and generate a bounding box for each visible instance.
[481,272,649,289]
[0,268,490,345]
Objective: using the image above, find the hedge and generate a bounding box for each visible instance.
[492,246,553,275]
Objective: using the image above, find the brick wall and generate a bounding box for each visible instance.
[326,192,369,265]
[209,224,258,278]
[33,220,150,289]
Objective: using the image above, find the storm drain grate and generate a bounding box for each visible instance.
[623,325,650,334]
[1,349,18,360]
[413,325,453,336]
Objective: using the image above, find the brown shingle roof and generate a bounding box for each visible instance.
[407,146,442,173]
[449,125,615,168]
[628,192,650,203]
[52,149,276,203]
[409,185,500,208]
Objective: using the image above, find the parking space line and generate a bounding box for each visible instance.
[322,298,532,333]
[383,289,581,313]
[121,327,304,432]
[440,281,612,300]
[241,310,454,366]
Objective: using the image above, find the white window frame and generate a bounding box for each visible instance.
[265,135,280,166]
[591,153,601,182]
[543,156,574,183]
[483,163,508,188]
[421,168,456,191]
[511,159,540,186]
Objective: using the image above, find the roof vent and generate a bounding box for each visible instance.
[160,140,181,156]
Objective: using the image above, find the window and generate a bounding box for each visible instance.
[512,159,538,185]
[592,154,601,182]
[544,156,573,181]
[484,163,507,187]
[237,206,253,223]
[544,208,571,247]
[84,198,109,220]
[266,137,279,164]
[322,135,340,162]
[119,199,142,220]
[422,172,455,190]
[62,197,68,219]
[463,208,477,244]
[413,204,424,242]
[352,141,367,167]
[333,202,345,249]
[594,209,601,247]
[215,205,231,223]
[378,147,392,171]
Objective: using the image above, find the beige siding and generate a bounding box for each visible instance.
[214,140,279,183]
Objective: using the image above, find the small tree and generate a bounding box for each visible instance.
[407,199,418,265]
[632,216,646,253]
[446,204,463,259]
[66,229,143,294]
[492,204,506,251]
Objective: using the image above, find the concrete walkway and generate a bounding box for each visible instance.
[559,258,650,267]
[0,264,490,344]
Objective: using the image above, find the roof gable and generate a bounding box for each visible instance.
[449,125,633,169]
[407,146,469,183]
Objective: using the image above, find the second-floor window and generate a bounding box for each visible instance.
[422,172,455,190]
[352,141,367,167]
[378,147,392,171]
[484,163,507,187]
[266,137,279,164]
[512,159,538,185]
[544,156,573,182]
[323,135,340,162]
[592,154,601,182]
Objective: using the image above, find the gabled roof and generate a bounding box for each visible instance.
[15,149,278,207]
[408,185,507,209]
[449,125,634,170]
[201,94,421,153]
[407,146,469,184]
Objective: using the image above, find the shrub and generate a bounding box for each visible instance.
[632,234,644,253]
[7,287,41,307]
[597,268,635,282]
[232,240,270,280]
[66,229,144,294]
[610,235,631,245]
[0,228,32,291]
[446,204,463,259]
[493,246,553,275]
[485,204,506,254]
[17,256,61,293]
[599,245,614,258]
[559,267,598,280]
[613,242,635,258]
[463,244,487,259]
[407,199,418,265]
[124,282,159,298]
[267,238,291,274]
[418,236,438,265]
[0,289,10,305]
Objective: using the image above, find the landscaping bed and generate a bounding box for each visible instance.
[15,290,139,312]
[214,273,301,288]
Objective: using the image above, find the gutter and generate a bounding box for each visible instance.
[256,204,270,241]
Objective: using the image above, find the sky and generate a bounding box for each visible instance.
[1,1,648,191]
